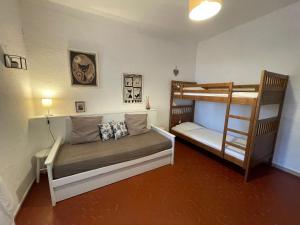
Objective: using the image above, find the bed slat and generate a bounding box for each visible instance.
[229,114,251,121]
[226,128,249,136]
[225,141,246,151]
[181,89,229,94]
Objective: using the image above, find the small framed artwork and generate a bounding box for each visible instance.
[123,74,143,103]
[75,101,86,113]
[124,77,133,87]
[124,87,134,100]
[69,50,99,87]
[133,76,142,87]
[133,88,142,99]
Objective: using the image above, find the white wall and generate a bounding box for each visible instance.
[0,0,35,214]
[20,0,196,128]
[194,2,300,173]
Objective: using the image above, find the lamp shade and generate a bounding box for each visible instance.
[189,0,223,21]
[41,98,53,107]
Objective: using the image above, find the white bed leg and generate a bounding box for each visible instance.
[45,137,63,206]
[47,165,56,206]
[171,137,175,165]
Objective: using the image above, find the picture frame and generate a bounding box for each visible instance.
[75,101,86,113]
[69,49,99,87]
[4,54,27,70]
[123,74,143,104]
[124,77,133,87]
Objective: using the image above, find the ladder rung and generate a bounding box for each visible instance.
[229,114,251,121]
[225,141,246,151]
[226,128,248,136]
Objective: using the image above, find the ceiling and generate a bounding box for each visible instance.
[46,0,300,43]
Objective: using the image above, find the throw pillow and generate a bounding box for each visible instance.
[98,122,114,141]
[70,116,102,145]
[125,114,149,136]
[112,121,128,140]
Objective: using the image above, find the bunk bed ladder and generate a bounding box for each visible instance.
[226,106,257,153]
[221,83,234,157]
[221,85,257,160]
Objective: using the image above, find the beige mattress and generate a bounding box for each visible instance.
[172,122,246,161]
[174,92,258,98]
[53,130,172,179]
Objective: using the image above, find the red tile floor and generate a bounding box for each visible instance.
[16,141,300,225]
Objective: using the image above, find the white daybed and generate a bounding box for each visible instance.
[41,111,175,206]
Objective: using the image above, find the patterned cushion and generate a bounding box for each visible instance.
[98,122,114,141]
[112,121,128,140]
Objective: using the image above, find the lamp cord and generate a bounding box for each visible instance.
[46,116,55,144]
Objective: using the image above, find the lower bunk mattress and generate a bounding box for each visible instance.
[53,130,172,179]
[172,122,246,161]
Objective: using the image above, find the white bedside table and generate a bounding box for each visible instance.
[35,148,50,183]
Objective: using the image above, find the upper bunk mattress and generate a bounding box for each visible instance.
[174,92,258,98]
[172,122,246,161]
[53,130,172,179]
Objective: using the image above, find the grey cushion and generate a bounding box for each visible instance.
[71,116,102,145]
[53,130,172,179]
[125,114,149,136]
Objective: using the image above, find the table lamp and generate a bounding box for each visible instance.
[41,98,53,116]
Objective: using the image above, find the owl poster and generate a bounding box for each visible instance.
[69,50,98,86]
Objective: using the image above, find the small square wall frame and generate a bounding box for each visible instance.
[4,54,27,70]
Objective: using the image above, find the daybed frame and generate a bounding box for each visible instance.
[45,125,175,206]
[169,70,289,181]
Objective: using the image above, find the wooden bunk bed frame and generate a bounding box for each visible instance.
[169,70,289,181]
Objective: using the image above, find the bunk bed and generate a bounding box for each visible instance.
[169,70,289,181]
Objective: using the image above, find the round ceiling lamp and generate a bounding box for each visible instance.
[189,0,223,21]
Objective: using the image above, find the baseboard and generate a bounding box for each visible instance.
[14,177,35,217]
[272,163,300,178]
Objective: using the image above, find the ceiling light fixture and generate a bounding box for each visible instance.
[189,0,223,21]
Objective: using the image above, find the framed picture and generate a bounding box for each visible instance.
[69,50,99,87]
[75,101,86,113]
[133,76,142,87]
[124,77,133,87]
[123,74,143,104]
[133,88,142,99]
